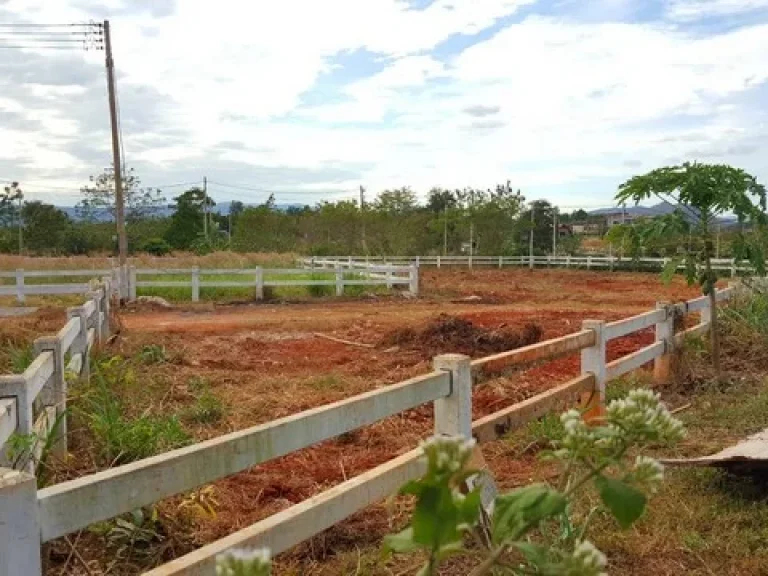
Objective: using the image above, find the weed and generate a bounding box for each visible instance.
[80,359,190,465]
[184,389,225,424]
[91,507,165,559]
[138,344,167,365]
[178,485,219,520]
[187,375,211,394]
[9,344,34,373]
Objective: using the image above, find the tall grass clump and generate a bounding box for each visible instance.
[78,357,190,465]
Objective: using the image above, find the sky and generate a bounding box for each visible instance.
[1,0,767,210]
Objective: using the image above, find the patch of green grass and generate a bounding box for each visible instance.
[8,344,34,373]
[306,374,345,391]
[79,358,190,465]
[133,270,390,301]
[184,389,226,425]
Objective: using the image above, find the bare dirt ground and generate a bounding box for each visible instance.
[42,268,703,575]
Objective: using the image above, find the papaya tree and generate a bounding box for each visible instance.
[616,162,767,374]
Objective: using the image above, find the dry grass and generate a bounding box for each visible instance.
[0,251,298,270]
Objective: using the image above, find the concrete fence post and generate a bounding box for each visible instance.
[437,256,441,269]
[433,354,472,438]
[33,337,67,459]
[701,297,712,326]
[0,468,42,576]
[255,267,264,300]
[128,266,137,301]
[0,375,33,471]
[87,291,102,345]
[566,255,571,268]
[653,302,675,384]
[433,354,498,516]
[587,256,592,271]
[415,255,420,268]
[191,267,200,302]
[409,264,419,296]
[498,255,503,269]
[730,258,736,278]
[385,263,393,289]
[15,269,24,305]
[335,264,344,296]
[67,306,89,380]
[580,320,606,419]
[100,281,111,338]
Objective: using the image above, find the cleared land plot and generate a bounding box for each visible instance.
[14,268,705,574]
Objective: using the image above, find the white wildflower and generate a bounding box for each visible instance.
[559,409,594,454]
[216,548,271,576]
[420,435,476,476]
[606,389,685,444]
[633,456,665,492]
[571,540,608,576]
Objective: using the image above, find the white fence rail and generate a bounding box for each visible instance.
[0,280,111,469]
[0,265,418,303]
[306,255,752,276]
[0,279,737,575]
[130,264,417,301]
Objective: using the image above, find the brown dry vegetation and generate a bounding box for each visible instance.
[3,266,724,574]
[0,251,298,270]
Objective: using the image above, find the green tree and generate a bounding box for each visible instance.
[165,188,209,249]
[514,200,555,255]
[21,201,71,254]
[78,167,165,223]
[616,162,767,374]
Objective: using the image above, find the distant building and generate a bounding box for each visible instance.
[570,222,602,235]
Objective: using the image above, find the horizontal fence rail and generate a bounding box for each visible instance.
[130,265,417,301]
[306,255,756,276]
[0,276,741,576]
[37,371,451,542]
[0,280,112,469]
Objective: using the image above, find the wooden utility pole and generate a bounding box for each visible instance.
[529,204,535,270]
[17,192,23,256]
[104,20,127,270]
[203,176,208,237]
[360,185,367,254]
[443,208,448,256]
[552,207,558,258]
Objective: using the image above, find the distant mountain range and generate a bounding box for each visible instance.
[588,201,739,227]
[58,203,305,222]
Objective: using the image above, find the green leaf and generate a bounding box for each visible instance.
[512,542,551,566]
[383,527,422,554]
[594,475,647,529]
[661,257,681,285]
[458,487,482,526]
[493,484,567,543]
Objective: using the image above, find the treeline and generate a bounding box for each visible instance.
[0,171,594,257]
[2,168,746,258]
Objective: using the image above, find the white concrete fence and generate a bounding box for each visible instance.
[0,278,112,470]
[307,255,752,276]
[0,264,418,304]
[0,279,735,575]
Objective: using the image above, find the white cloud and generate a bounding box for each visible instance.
[666,0,768,20]
[1,0,767,207]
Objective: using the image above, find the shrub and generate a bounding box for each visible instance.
[141,237,171,256]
